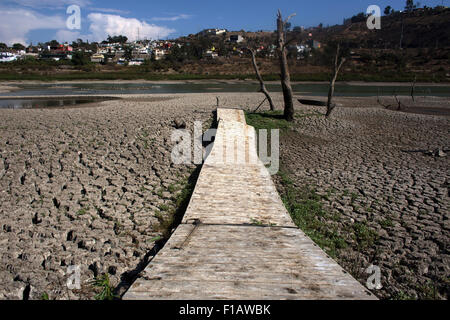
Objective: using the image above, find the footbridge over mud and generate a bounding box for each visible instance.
[123,108,377,300]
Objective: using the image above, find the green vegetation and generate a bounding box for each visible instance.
[91,273,117,300]
[380,218,395,229]
[245,111,292,131]
[154,168,201,239]
[416,281,438,300]
[152,118,217,240]
[392,290,416,300]
[245,110,382,258]
[77,206,89,216]
[71,52,91,66]
[158,204,170,212]
[148,236,162,243]
[250,218,264,226]
[352,222,379,249]
[278,168,347,258]
[0,70,446,82]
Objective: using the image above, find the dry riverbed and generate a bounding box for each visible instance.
[274,95,449,299]
[0,92,448,300]
[0,94,219,299]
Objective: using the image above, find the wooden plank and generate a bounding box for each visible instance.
[123,108,377,300]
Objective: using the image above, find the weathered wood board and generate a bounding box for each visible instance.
[123,108,377,300]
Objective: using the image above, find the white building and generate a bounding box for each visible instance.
[153,48,167,60]
[199,28,228,36]
[229,35,244,43]
[204,50,218,59]
[0,52,18,63]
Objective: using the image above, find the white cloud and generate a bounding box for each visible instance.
[55,30,82,43]
[88,7,130,15]
[151,14,193,22]
[86,13,176,41]
[0,8,66,45]
[0,7,176,45]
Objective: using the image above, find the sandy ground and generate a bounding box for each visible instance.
[0,92,449,300]
[0,85,20,93]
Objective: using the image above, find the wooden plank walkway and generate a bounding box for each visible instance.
[123,108,377,300]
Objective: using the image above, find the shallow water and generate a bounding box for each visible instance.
[0,97,118,109]
[1,82,450,97]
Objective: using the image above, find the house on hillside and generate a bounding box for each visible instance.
[204,50,218,59]
[40,44,73,61]
[0,52,18,63]
[128,58,145,66]
[153,48,167,60]
[91,54,104,63]
[229,35,244,43]
[199,28,227,36]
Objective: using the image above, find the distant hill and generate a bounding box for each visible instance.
[310,7,450,49]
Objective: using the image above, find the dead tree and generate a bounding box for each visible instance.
[394,94,403,110]
[376,89,392,109]
[246,48,275,111]
[277,10,296,122]
[326,44,346,117]
[410,75,417,102]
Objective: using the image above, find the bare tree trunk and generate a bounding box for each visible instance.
[326,44,346,117]
[394,94,403,110]
[377,89,392,109]
[410,74,417,102]
[246,48,275,111]
[277,10,296,122]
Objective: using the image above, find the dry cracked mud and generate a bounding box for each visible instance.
[0,94,219,299]
[0,92,448,300]
[276,96,449,299]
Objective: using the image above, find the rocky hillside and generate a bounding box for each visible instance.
[311,7,450,49]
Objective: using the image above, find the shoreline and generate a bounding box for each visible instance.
[1,79,450,87]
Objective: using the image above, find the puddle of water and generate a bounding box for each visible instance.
[0,97,118,109]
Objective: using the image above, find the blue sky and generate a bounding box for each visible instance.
[0,0,446,45]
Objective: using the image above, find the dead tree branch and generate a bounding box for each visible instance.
[253,97,268,113]
[410,75,417,102]
[245,47,275,111]
[394,94,404,110]
[376,89,392,109]
[326,44,346,117]
[277,9,296,121]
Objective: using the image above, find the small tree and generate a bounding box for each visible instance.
[0,43,8,50]
[48,40,60,48]
[123,46,133,61]
[12,43,26,51]
[405,0,416,12]
[326,43,347,117]
[384,6,393,15]
[72,52,90,66]
[245,48,275,111]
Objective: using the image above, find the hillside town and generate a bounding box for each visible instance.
[0,27,322,66]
